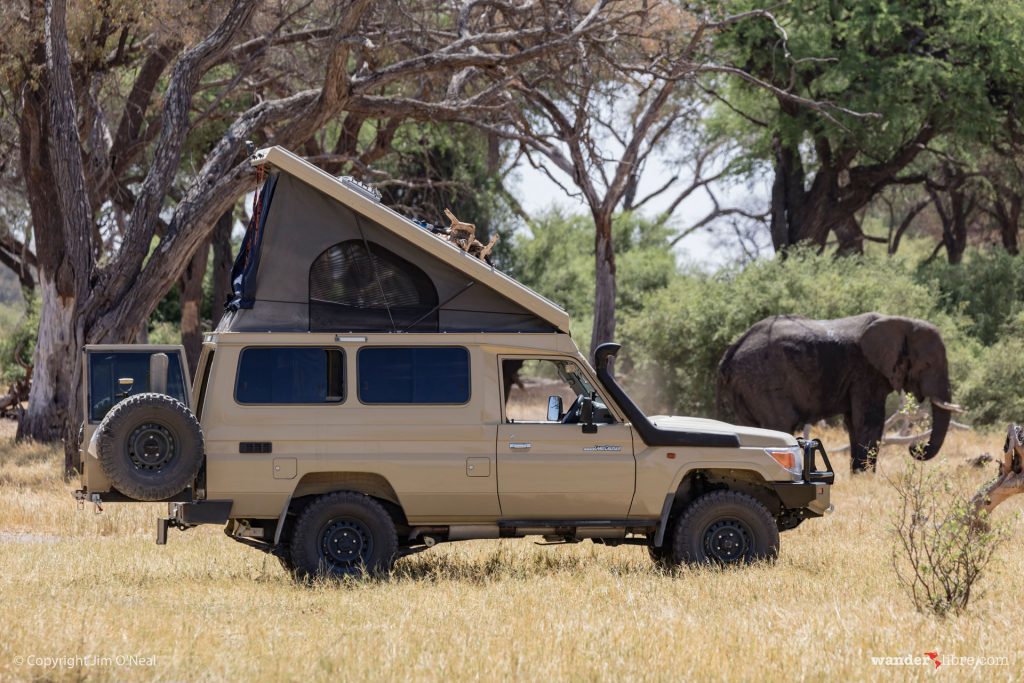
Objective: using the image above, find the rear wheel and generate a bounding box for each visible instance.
[289,492,398,579]
[669,491,779,566]
[96,393,203,501]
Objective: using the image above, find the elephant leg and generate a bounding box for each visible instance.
[849,400,886,473]
[845,413,869,473]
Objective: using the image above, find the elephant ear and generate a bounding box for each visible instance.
[860,317,912,391]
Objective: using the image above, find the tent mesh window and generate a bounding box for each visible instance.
[309,239,439,331]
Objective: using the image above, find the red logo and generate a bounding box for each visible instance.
[924,652,942,669]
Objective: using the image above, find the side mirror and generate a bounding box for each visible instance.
[580,394,597,434]
[546,395,563,422]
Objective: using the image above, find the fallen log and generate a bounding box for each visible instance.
[972,425,1024,518]
[827,401,971,454]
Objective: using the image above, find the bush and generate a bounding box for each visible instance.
[888,464,1006,617]
[620,248,971,416]
[958,311,1024,426]
[0,294,38,386]
[916,250,1024,347]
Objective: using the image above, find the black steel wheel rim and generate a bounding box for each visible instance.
[319,518,373,571]
[127,422,176,471]
[702,518,752,563]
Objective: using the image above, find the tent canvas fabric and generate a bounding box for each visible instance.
[220,147,569,334]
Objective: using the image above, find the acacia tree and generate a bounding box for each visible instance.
[4,0,638,468]
[444,3,855,351]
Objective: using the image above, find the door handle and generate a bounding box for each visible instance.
[508,442,532,450]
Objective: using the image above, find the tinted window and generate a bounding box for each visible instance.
[358,347,469,404]
[235,347,345,404]
[89,351,187,422]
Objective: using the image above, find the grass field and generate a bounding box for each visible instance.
[0,420,1021,682]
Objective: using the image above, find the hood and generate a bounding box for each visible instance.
[648,415,798,448]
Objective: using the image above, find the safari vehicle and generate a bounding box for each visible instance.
[76,147,834,578]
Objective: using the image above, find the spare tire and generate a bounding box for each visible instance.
[96,393,204,501]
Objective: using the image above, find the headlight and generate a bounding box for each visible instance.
[765,446,803,477]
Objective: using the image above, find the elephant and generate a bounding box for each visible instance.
[717,313,957,472]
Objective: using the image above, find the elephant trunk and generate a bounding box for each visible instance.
[914,382,953,461]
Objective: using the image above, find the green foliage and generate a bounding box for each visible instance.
[917,250,1024,346]
[619,248,970,416]
[506,210,677,356]
[0,293,38,385]
[958,312,1024,426]
[713,0,1024,173]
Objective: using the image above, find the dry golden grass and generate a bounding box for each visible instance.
[0,423,1021,682]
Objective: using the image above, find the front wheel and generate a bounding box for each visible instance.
[669,491,779,566]
[289,492,398,580]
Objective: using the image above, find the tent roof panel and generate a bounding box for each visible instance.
[249,146,571,333]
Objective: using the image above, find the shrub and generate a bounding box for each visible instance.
[888,464,1006,617]
[0,294,38,386]
[958,312,1024,426]
[916,250,1024,347]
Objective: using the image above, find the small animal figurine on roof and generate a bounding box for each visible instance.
[444,208,498,261]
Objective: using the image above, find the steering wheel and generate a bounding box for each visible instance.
[561,394,584,424]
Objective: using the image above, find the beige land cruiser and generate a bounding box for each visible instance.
[75,147,833,579]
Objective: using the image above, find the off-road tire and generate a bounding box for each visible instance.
[670,491,779,566]
[96,392,204,501]
[289,492,398,580]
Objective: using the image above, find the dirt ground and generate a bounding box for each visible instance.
[0,426,1021,682]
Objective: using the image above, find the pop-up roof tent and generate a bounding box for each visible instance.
[219,146,570,334]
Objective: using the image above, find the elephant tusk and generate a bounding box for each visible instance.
[930,397,965,413]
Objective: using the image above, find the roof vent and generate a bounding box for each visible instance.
[339,176,381,202]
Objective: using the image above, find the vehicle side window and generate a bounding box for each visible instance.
[502,358,614,424]
[235,347,345,404]
[358,347,469,404]
[88,351,187,422]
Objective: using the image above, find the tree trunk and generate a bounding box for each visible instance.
[16,275,77,445]
[590,215,617,356]
[769,137,839,252]
[210,209,234,328]
[995,191,1021,256]
[833,215,865,256]
[179,237,210,377]
[769,136,807,251]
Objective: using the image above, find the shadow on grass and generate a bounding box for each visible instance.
[283,544,771,589]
